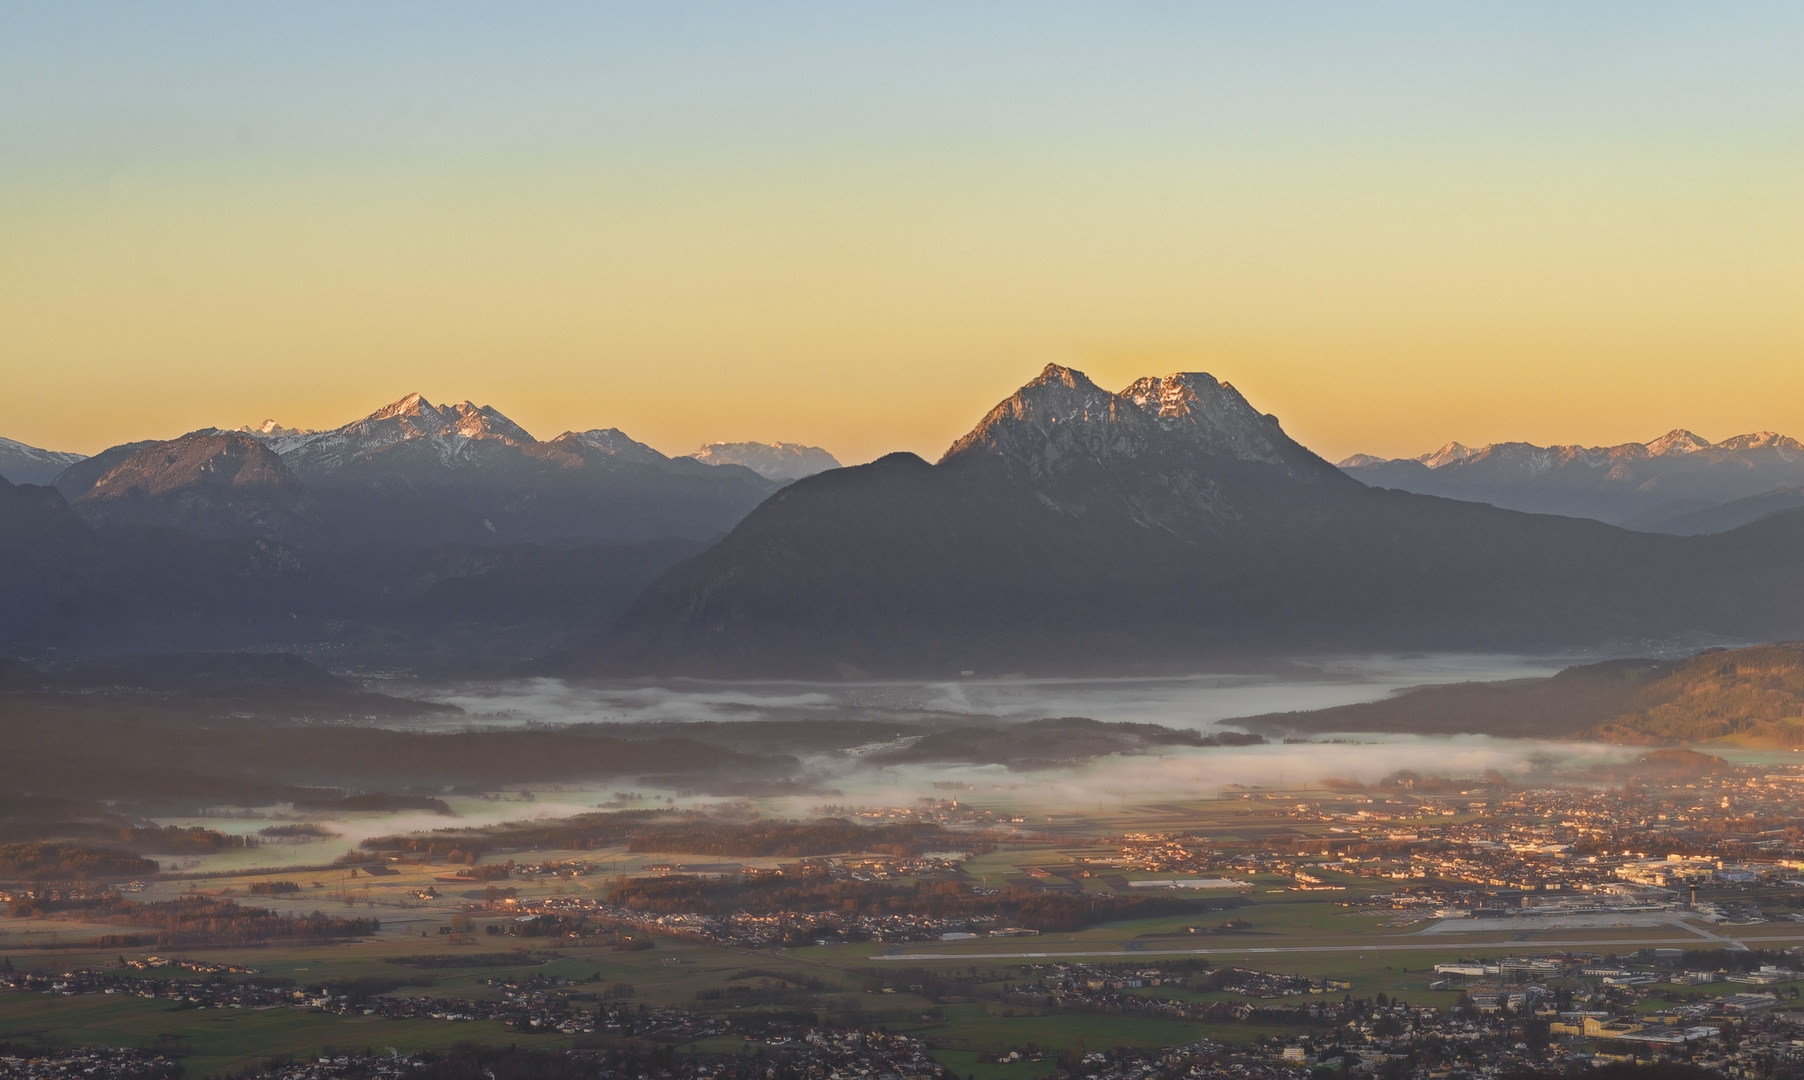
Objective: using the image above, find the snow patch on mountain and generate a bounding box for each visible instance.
[0,436,86,486]
[690,441,841,481]
[238,419,315,439]
[269,393,536,479]
[1347,428,1804,475]
[555,428,670,465]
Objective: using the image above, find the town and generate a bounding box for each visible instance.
[12,758,1804,1077]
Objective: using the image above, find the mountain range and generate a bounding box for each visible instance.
[566,364,1804,678]
[32,394,834,549]
[1340,431,1804,532]
[0,394,836,663]
[7,371,1804,674]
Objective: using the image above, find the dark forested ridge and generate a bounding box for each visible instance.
[0,471,705,665]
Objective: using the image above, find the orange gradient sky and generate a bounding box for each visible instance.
[3,5,1801,464]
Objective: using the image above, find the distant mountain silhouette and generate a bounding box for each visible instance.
[1341,431,1804,530]
[567,365,1804,678]
[1632,486,1804,536]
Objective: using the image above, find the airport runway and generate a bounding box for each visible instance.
[871,932,1804,962]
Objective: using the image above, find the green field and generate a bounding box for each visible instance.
[0,992,540,1078]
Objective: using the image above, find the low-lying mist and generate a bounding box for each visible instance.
[412,653,1579,732]
[131,653,1634,867]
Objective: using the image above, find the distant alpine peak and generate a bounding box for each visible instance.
[1717,431,1804,452]
[1646,429,1712,456]
[1349,428,1804,472]
[555,427,669,465]
[943,364,1342,484]
[267,393,536,479]
[339,394,533,443]
[1417,442,1476,469]
[367,391,435,423]
[690,441,841,481]
[238,419,313,439]
[0,435,86,486]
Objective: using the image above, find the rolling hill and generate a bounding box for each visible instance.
[1243,643,1804,746]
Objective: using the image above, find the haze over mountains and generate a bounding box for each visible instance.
[5,370,1804,676]
[1341,431,1804,533]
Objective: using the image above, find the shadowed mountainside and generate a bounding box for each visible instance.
[0,471,703,664]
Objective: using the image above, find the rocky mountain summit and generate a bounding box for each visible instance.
[941,365,1349,534]
[1342,429,1804,530]
[259,392,536,481]
[71,431,323,542]
[946,365,1343,485]
[690,441,841,481]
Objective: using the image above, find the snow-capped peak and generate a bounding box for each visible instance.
[1646,429,1712,456]
[690,441,841,481]
[238,419,314,439]
[271,394,535,479]
[370,392,434,421]
[1713,431,1804,453]
[0,435,87,486]
[555,428,669,465]
[1417,442,1475,469]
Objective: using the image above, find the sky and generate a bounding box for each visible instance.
[2,3,1800,464]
